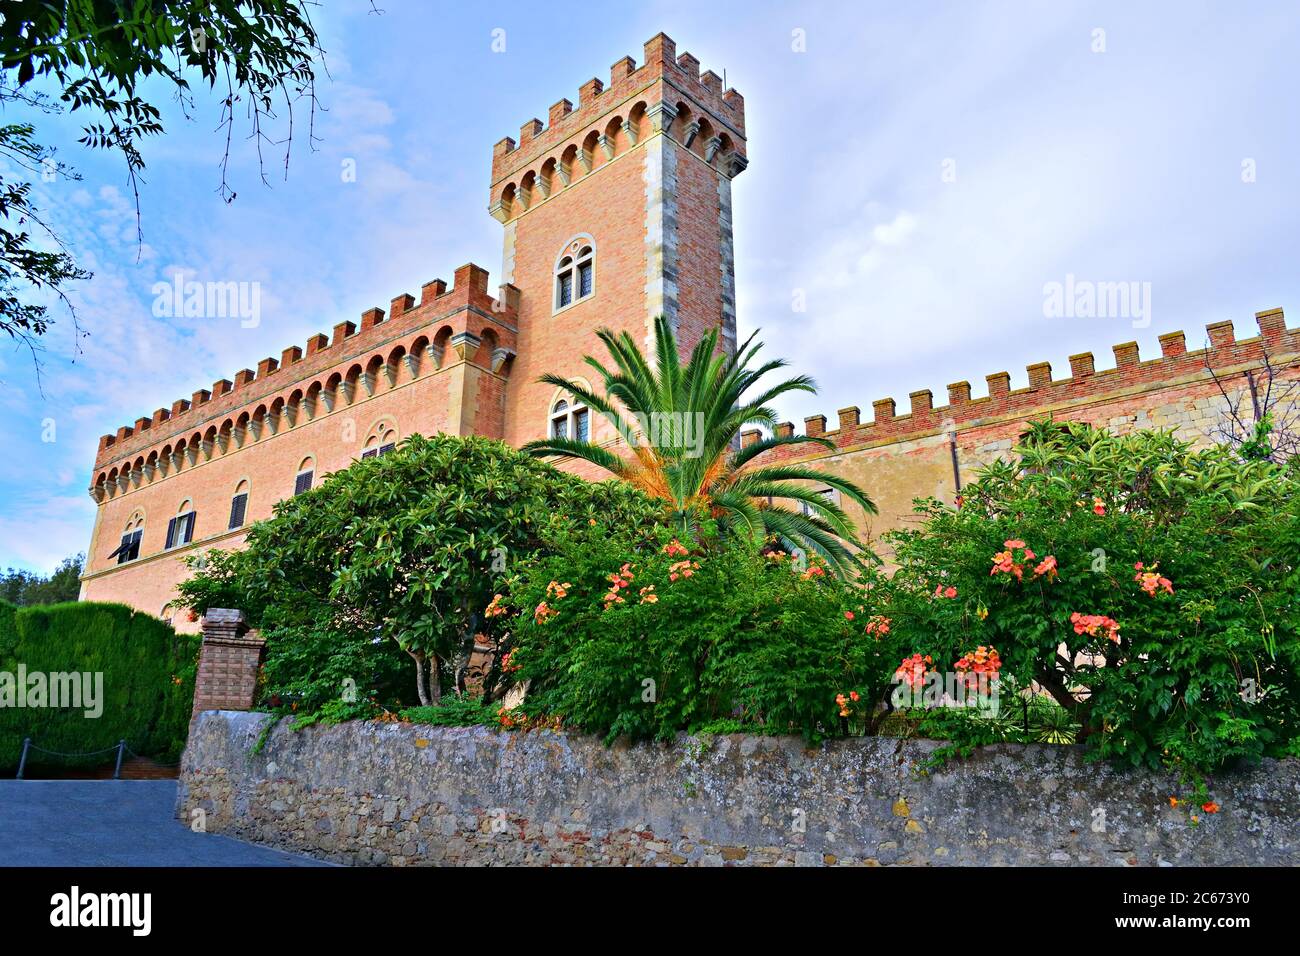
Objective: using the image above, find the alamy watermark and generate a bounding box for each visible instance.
[0,666,103,718]
[1043,274,1151,329]
[891,670,1000,717]
[50,886,150,936]
[625,412,706,458]
[151,274,261,328]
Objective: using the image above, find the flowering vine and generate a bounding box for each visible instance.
[990,539,1058,583]
[668,559,699,582]
[954,645,1002,688]
[1070,611,1121,643]
[864,615,892,638]
[894,653,932,688]
[602,564,635,608]
[1133,562,1174,597]
[484,593,509,618]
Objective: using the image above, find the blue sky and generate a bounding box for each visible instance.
[2,0,1298,573]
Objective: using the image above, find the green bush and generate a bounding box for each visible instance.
[868,420,1300,776]
[0,601,199,770]
[0,600,16,656]
[176,434,662,721]
[400,698,500,727]
[501,525,898,743]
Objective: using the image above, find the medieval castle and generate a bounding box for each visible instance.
[80,32,1299,626]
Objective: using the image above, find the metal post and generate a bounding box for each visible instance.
[113,739,126,779]
[16,738,30,779]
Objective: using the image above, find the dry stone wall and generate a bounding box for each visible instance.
[178,711,1300,866]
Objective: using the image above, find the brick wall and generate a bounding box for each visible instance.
[83,30,1296,626]
[82,271,516,626]
[83,33,748,622]
[757,310,1300,558]
[191,609,265,717]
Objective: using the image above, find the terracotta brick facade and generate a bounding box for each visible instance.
[754,309,1300,559]
[192,609,266,716]
[81,33,748,624]
[81,31,1298,624]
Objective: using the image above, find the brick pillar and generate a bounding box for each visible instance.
[192,609,266,717]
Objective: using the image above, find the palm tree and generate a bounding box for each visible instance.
[522,315,877,574]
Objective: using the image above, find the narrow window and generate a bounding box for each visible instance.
[174,511,195,546]
[554,241,595,312]
[294,470,314,495]
[550,400,569,439]
[378,442,396,456]
[110,529,142,564]
[166,511,194,548]
[556,262,573,308]
[228,492,248,530]
[360,448,378,460]
[577,250,593,298]
[550,397,590,443]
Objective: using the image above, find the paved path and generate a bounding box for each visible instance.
[0,780,328,866]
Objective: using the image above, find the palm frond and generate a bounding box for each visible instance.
[524,314,877,572]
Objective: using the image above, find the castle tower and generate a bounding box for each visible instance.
[489,32,748,448]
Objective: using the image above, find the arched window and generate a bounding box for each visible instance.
[550,397,589,442]
[165,499,196,550]
[294,457,315,496]
[110,511,145,564]
[228,480,250,530]
[361,421,399,459]
[554,237,595,312]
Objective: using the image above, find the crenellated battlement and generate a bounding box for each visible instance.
[93,262,519,473]
[489,32,747,224]
[749,308,1299,457]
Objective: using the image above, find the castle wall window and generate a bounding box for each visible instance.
[578,256,593,297]
[111,531,142,564]
[294,458,315,495]
[165,504,196,550]
[556,267,573,308]
[550,399,589,442]
[228,481,249,530]
[554,239,595,313]
[109,515,144,564]
[362,424,398,459]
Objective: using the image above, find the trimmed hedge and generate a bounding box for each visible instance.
[0,601,199,771]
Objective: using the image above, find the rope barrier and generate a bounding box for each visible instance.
[15,738,180,777]
[25,742,121,758]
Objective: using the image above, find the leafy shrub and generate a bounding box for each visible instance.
[0,601,199,770]
[868,420,1300,776]
[400,698,500,727]
[176,435,661,720]
[500,525,899,743]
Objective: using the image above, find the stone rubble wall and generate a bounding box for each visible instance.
[177,710,1300,866]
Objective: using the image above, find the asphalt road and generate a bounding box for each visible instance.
[0,780,327,867]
